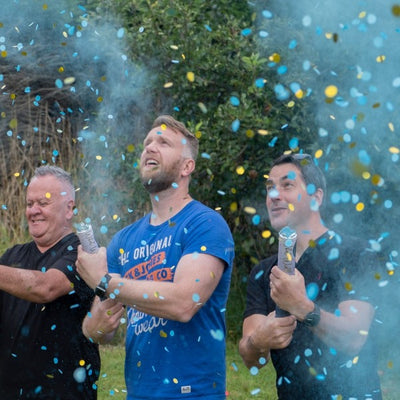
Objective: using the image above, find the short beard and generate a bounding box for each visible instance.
[140,159,182,194]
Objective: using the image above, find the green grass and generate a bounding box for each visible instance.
[97,341,399,400]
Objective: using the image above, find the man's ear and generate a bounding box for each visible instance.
[66,199,75,219]
[182,158,195,177]
[314,188,324,206]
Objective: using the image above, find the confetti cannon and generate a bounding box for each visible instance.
[76,222,99,254]
[275,226,297,318]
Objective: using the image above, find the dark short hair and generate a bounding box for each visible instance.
[271,153,326,195]
[152,115,199,161]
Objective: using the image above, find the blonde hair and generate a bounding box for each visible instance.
[152,115,199,160]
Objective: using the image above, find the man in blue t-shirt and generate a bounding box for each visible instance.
[77,115,235,400]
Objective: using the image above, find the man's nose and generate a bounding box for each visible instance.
[267,187,281,200]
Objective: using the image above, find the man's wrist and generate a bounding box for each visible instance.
[248,335,268,354]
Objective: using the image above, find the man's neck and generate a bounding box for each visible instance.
[149,188,192,226]
[295,224,328,261]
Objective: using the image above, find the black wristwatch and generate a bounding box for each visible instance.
[303,303,321,327]
[94,273,112,300]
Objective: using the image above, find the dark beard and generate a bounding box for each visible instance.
[141,174,175,193]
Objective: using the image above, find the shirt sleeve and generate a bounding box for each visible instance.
[243,256,276,319]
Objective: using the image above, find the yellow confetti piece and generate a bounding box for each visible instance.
[295,89,304,99]
[14,172,20,177]
[137,361,141,367]
[345,282,353,291]
[362,171,371,179]
[64,76,76,85]
[388,122,394,132]
[325,85,338,98]
[173,378,179,384]
[160,124,167,130]
[359,330,368,336]
[358,11,367,18]
[96,155,102,160]
[210,271,215,279]
[170,45,179,50]
[389,146,399,154]
[376,55,386,63]
[119,248,125,254]
[387,361,394,369]
[246,129,255,138]
[198,102,207,113]
[195,130,202,139]
[9,118,18,129]
[315,149,323,159]
[374,273,381,280]
[10,93,16,100]
[79,359,86,366]
[58,66,64,73]
[262,230,272,239]
[113,214,118,220]
[371,174,382,185]
[200,246,207,252]
[97,97,103,103]
[154,291,160,298]
[230,202,238,212]
[127,144,135,152]
[43,3,48,10]
[45,192,51,199]
[244,206,256,215]
[186,71,195,82]
[257,129,270,136]
[287,100,295,108]
[236,166,245,175]
[352,356,359,364]
[393,5,400,16]
[355,202,364,212]
[308,367,317,376]
[159,330,168,338]
[1,50,7,58]
[288,203,295,211]
[269,53,281,63]
[164,82,173,88]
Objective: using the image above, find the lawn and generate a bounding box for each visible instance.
[97,341,399,399]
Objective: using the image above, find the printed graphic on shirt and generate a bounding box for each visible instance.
[123,234,175,336]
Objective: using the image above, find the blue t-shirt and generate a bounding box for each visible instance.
[107,200,235,400]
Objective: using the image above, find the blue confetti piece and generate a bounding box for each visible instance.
[231,119,240,132]
[306,282,319,300]
[230,96,240,106]
[241,28,252,36]
[255,78,265,88]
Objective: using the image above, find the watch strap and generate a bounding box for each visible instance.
[303,303,320,327]
[94,273,112,300]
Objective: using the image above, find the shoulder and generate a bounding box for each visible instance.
[249,254,277,280]
[0,241,35,262]
[185,200,231,227]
